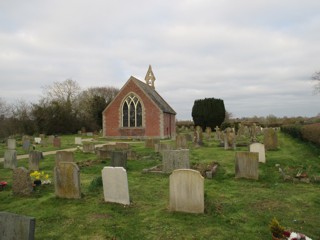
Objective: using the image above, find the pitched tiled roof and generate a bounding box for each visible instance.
[131,77,176,115]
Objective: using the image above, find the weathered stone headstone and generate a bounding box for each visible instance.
[12,167,33,195]
[75,137,82,145]
[54,162,81,199]
[82,143,95,153]
[23,139,31,152]
[176,134,188,149]
[40,138,47,147]
[96,149,109,160]
[47,135,55,145]
[194,126,203,146]
[145,138,160,149]
[4,150,17,169]
[53,137,61,148]
[115,142,131,150]
[205,127,212,140]
[169,169,204,213]
[249,143,266,163]
[101,167,130,205]
[0,212,35,240]
[224,128,236,150]
[111,151,127,169]
[55,151,74,166]
[214,126,220,140]
[7,138,16,150]
[29,151,42,171]
[162,149,190,173]
[155,143,174,153]
[86,132,93,136]
[235,152,259,180]
[263,128,278,150]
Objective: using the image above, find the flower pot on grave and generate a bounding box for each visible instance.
[34,180,42,186]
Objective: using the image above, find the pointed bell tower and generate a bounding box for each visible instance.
[145,65,156,89]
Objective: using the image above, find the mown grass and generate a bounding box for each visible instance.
[0,132,319,239]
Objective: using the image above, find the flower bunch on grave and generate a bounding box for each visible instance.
[0,181,8,191]
[283,231,312,240]
[30,171,51,185]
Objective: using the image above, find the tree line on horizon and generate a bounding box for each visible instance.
[0,79,119,138]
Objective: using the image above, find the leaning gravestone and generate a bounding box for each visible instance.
[169,169,204,213]
[162,149,190,173]
[101,167,130,205]
[55,151,74,166]
[111,151,127,169]
[249,143,266,163]
[29,151,42,171]
[54,162,81,199]
[12,167,33,195]
[4,150,17,169]
[235,152,259,180]
[0,212,35,240]
[263,128,278,150]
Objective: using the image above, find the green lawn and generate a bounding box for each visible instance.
[0,133,319,239]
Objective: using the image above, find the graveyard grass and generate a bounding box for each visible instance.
[1,133,320,239]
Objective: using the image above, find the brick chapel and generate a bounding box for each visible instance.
[102,66,176,139]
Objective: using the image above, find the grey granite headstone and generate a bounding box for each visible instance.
[235,152,259,180]
[102,167,130,205]
[4,150,17,169]
[54,162,81,199]
[169,169,204,213]
[0,212,35,240]
[111,151,127,169]
[162,149,190,173]
[12,167,33,195]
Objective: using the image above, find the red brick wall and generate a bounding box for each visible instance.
[163,113,176,138]
[103,79,164,138]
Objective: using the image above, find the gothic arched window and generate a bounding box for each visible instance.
[122,94,142,127]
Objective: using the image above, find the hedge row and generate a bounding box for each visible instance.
[281,123,320,146]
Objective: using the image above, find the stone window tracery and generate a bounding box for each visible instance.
[122,94,142,127]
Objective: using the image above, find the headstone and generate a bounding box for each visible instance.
[54,162,81,199]
[101,167,130,205]
[145,138,160,149]
[53,137,61,148]
[96,149,109,160]
[263,128,278,150]
[224,128,236,150]
[34,137,41,144]
[249,143,266,163]
[23,139,31,152]
[47,135,55,145]
[194,126,203,146]
[0,212,35,240]
[75,137,82,145]
[205,127,212,140]
[86,132,93,137]
[169,169,204,213]
[155,143,174,153]
[29,151,42,171]
[40,138,47,147]
[176,134,188,149]
[82,143,95,153]
[162,149,190,173]
[12,167,33,195]
[4,150,17,169]
[250,123,258,142]
[7,138,16,150]
[235,152,259,180]
[55,151,74,166]
[115,142,131,150]
[111,151,127,169]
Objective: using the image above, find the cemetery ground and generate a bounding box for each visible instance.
[0,133,319,239]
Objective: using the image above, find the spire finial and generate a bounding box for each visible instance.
[144,65,156,89]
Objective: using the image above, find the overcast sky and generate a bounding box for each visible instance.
[1,0,319,120]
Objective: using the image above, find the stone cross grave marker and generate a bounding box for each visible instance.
[169,169,204,213]
[12,167,33,195]
[54,162,81,199]
[162,149,190,173]
[235,152,259,180]
[249,143,266,163]
[4,150,17,169]
[101,167,130,205]
[0,212,35,240]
